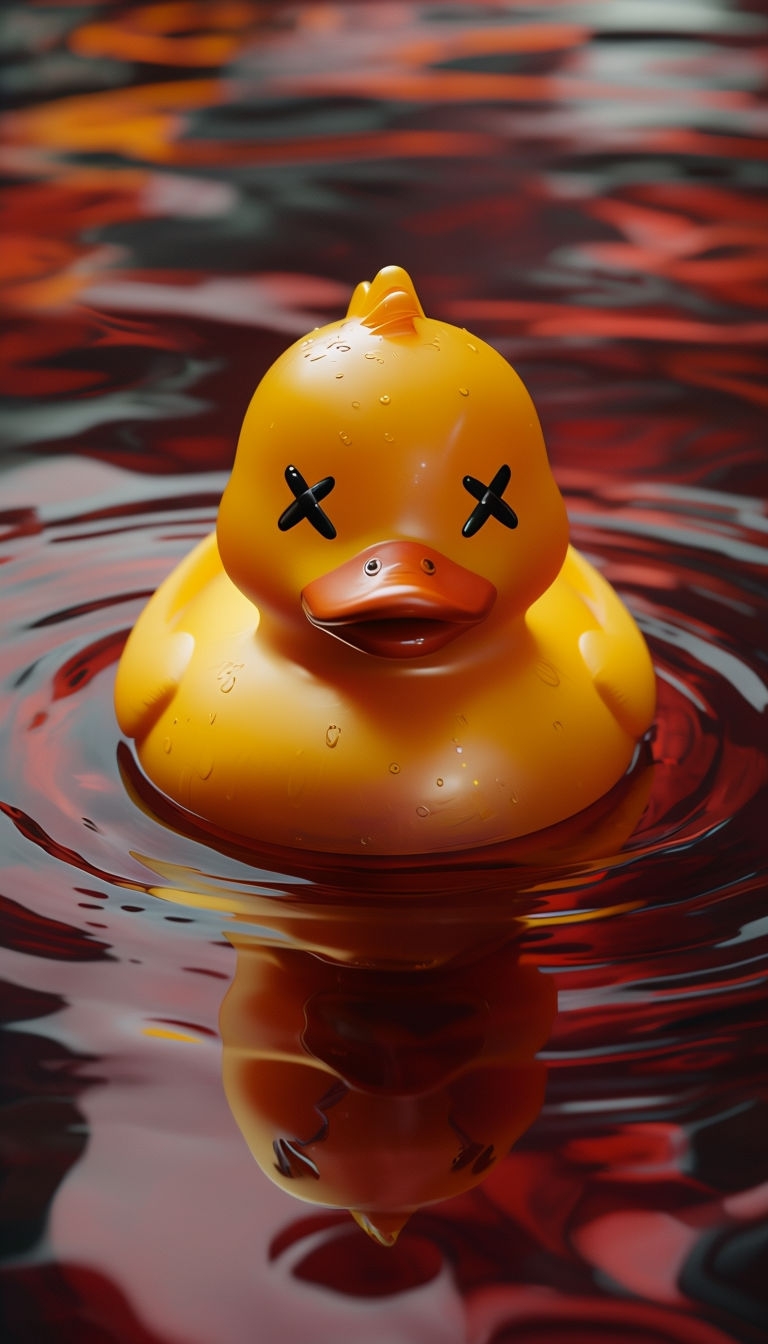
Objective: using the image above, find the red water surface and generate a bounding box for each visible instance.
[1,3,767,1343]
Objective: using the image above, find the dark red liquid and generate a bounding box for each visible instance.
[1,3,767,1341]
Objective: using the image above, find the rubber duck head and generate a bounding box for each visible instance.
[217,266,569,664]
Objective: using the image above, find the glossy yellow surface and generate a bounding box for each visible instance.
[220,932,555,1244]
[114,266,656,855]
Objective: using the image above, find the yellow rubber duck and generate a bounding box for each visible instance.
[115,265,655,856]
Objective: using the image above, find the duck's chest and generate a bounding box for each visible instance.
[139,619,622,854]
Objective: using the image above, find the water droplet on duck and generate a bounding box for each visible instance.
[467,342,478,353]
[325,724,341,748]
[198,758,213,781]
[335,372,344,379]
[388,762,400,774]
[553,720,564,732]
[162,737,171,754]
[459,386,469,397]
[379,394,390,405]
[383,431,394,442]
[536,660,560,687]
[339,431,351,445]
[209,712,216,725]
[352,400,360,409]
[436,777,444,787]
[416,805,430,817]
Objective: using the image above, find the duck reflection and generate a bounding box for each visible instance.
[220,931,555,1245]
[123,740,652,1244]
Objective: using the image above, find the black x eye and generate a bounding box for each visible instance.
[462,464,518,537]
[278,465,337,539]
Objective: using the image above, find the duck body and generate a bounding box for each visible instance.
[115,267,655,856]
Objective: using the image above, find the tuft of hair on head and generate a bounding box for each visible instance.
[346,265,425,336]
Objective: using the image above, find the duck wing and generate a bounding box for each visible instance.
[563,547,656,740]
[114,532,220,740]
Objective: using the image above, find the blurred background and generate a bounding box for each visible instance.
[2,0,766,487]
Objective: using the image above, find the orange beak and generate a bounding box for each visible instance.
[301,540,496,658]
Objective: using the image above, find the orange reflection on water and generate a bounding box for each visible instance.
[71,0,260,67]
[221,930,556,1246]
[5,79,225,165]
